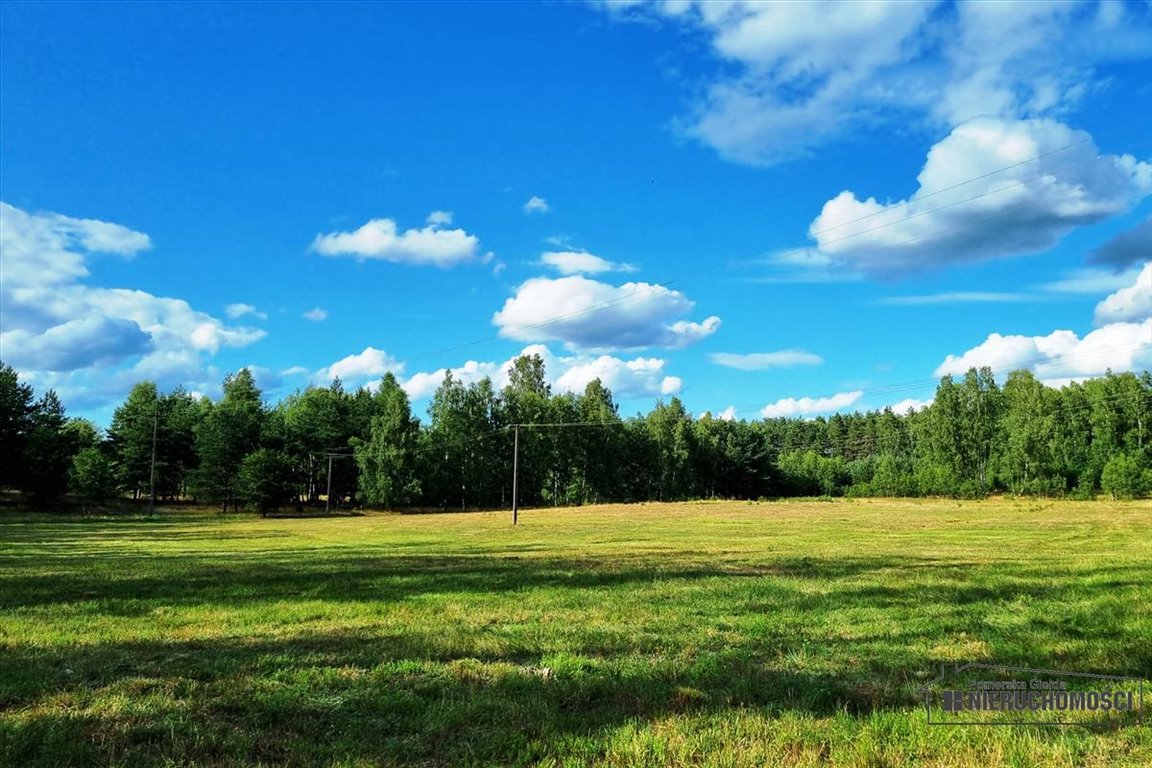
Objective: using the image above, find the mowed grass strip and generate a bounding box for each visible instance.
[1,498,1150,767]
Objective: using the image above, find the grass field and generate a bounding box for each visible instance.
[1,499,1150,767]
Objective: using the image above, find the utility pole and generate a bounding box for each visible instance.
[148,407,159,516]
[325,453,335,515]
[511,424,520,526]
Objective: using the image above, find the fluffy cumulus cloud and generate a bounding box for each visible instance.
[935,258,1151,386]
[524,196,550,214]
[699,406,738,421]
[398,344,681,402]
[0,202,265,407]
[1089,218,1152,270]
[710,350,823,370]
[554,354,681,398]
[672,0,936,165]
[492,275,720,350]
[314,346,404,386]
[760,391,863,418]
[311,213,481,267]
[887,397,933,413]
[0,200,151,290]
[402,359,503,402]
[603,1,1152,165]
[1093,262,1152,326]
[540,250,636,275]
[0,317,152,372]
[807,118,1151,277]
[935,320,1152,383]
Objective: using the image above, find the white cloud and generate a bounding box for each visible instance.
[311,214,481,267]
[1094,262,1152,326]
[1036,264,1146,294]
[554,354,681,398]
[877,292,1032,306]
[934,320,1152,380]
[492,275,720,350]
[807,118,1151,277]
[402,360,503,401]
[302,307,328,322]
[524,196,550,214]
[0,203,264,408]
[540,250,637,275]
[225,302,268,320]
[710,350,823,370]
[400,344,681,402]
[933,254,1151,388]
[314,346,404,386]
[0,317,152,372]
[0,201,150,287]
[684,1,934,165]
[887,397,933,413]
[699,406,738,421]
[603,1,1152,165]
[760,391,863,418]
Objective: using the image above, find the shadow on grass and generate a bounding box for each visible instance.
[3,529,1149,766]
[0,540,949,608]
[0,625,915,768]
[5,624,1146,768]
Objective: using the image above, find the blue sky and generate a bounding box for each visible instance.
[2,0,1150,426]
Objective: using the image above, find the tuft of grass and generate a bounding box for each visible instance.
[1,498,1150,766]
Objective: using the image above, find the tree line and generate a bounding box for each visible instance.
[2,356,1150,513]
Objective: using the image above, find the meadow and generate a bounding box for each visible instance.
[1,498,1150,767]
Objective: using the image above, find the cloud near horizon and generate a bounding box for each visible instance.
[934,261,1152,383]
[760,390,863,418]
[0,202,265,408]
[1093,261,1152,326]
[492,275,720,351]
[312,343,682,403]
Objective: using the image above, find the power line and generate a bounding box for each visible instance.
[711,339,1152,421]
[373,139,1152,372]
[806,136,1094,239]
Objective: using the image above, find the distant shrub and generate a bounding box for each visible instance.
[1101,453,1149,500]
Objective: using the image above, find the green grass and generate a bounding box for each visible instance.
[1,498,1150,767]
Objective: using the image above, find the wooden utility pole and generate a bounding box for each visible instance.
[511,424,520,526]
[148,408,159,516]
[325,453,335,515]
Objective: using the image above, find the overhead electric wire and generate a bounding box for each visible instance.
[390,137,1152,370]
[379,343,1151,462]
[706,339,1152,421]
[805,136,1094,238]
